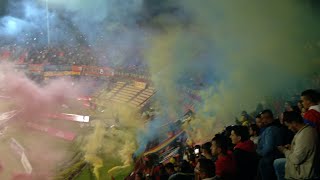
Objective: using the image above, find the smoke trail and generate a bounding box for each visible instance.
[145,0,320,141]
[83,120,105,180]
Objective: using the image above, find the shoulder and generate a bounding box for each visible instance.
[296,126,318,142]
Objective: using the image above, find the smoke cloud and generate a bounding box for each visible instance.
[145,0,320,142]
[0,63,78,118]
[1,0,320,177]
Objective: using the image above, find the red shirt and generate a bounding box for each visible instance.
[304,105,320,133]
[215,151,236,179]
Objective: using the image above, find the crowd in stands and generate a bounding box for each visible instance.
[0,45,149,75]
[0,45,98,65]
[127,89,320,180]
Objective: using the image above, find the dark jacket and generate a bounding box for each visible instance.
[233,140,259,180]
[169,173,194,180]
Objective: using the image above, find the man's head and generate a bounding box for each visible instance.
[283,111,305,133]
[201,142,212,156]
[230,125,250,145]
[249,124,259,136]
[211,134,228,156]
[165,163,175,175]
[255,114,264,128]
[197,158,215,179]
[301,89,320,109]
[260,109,274,125]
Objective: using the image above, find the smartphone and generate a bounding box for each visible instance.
[194,148,199,155]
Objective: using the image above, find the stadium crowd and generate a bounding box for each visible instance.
[127,89,320,180]
[0,45,148,75]
[2,45,320,180]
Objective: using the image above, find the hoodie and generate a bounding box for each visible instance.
[215,151,236,180]
[234,140,255,152]
[233,140,259,180]
[304,104,320,133]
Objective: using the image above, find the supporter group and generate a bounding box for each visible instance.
[126,89,320,180]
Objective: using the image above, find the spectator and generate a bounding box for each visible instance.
[249,124,260,145]
[297,100,306,117]
[201,142,214,161]
[135,172,144,180]
[255,113,265,129]
[168,160,194,180]
[211,134,236,180]
[274,111,320,180]
[165,163,176,178]
[278,112,295,146]
[301,89,320,133]
[230,125,258,180]
[195,158,215,180]
[256,109,284,180]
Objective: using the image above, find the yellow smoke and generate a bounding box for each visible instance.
[145,0,320,142]
[83,99,143,179]
[83,120,105,180]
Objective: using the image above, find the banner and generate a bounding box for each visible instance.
[14,64,28,69]
[46,113,90,123]
[82,66,114,77]
[72,65,83,72]
[0,110,19,127]
[10,138,25,157]
[114,71,150,82]
[28,64,43,73]
[144,131,185,156]
[43,65,72,71]
[27,122,76,141]
[21,152,33,174]
[43,71,78,77]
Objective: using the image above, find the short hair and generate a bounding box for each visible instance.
[261,109,274,119]
[283,111,304,124]
[231,125,250,141]
[165,163,175,171]
[194,145,201,149]
[198,158,215,177]
[256,113,262,119]
[202,142,212,153]
[250,124,260,135]
[212,134,228,154]
[301,89,320,104]
[180,160,193,173]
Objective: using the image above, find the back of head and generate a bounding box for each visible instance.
[198,158,215,178]
[250,124,260,135]
[231,125,250,141]
[165,162,175,172]
[283,111,304,124]
[202,141,212,154]
[179,160,193,173]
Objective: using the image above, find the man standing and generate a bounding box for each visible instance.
[230,125,258,180]
[256,110,284,180]
[301,89,320,133]
[211,134,236,180]
[275,111,319,180]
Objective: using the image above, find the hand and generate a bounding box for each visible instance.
[284,144,291,150]
[277,146,286,153]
